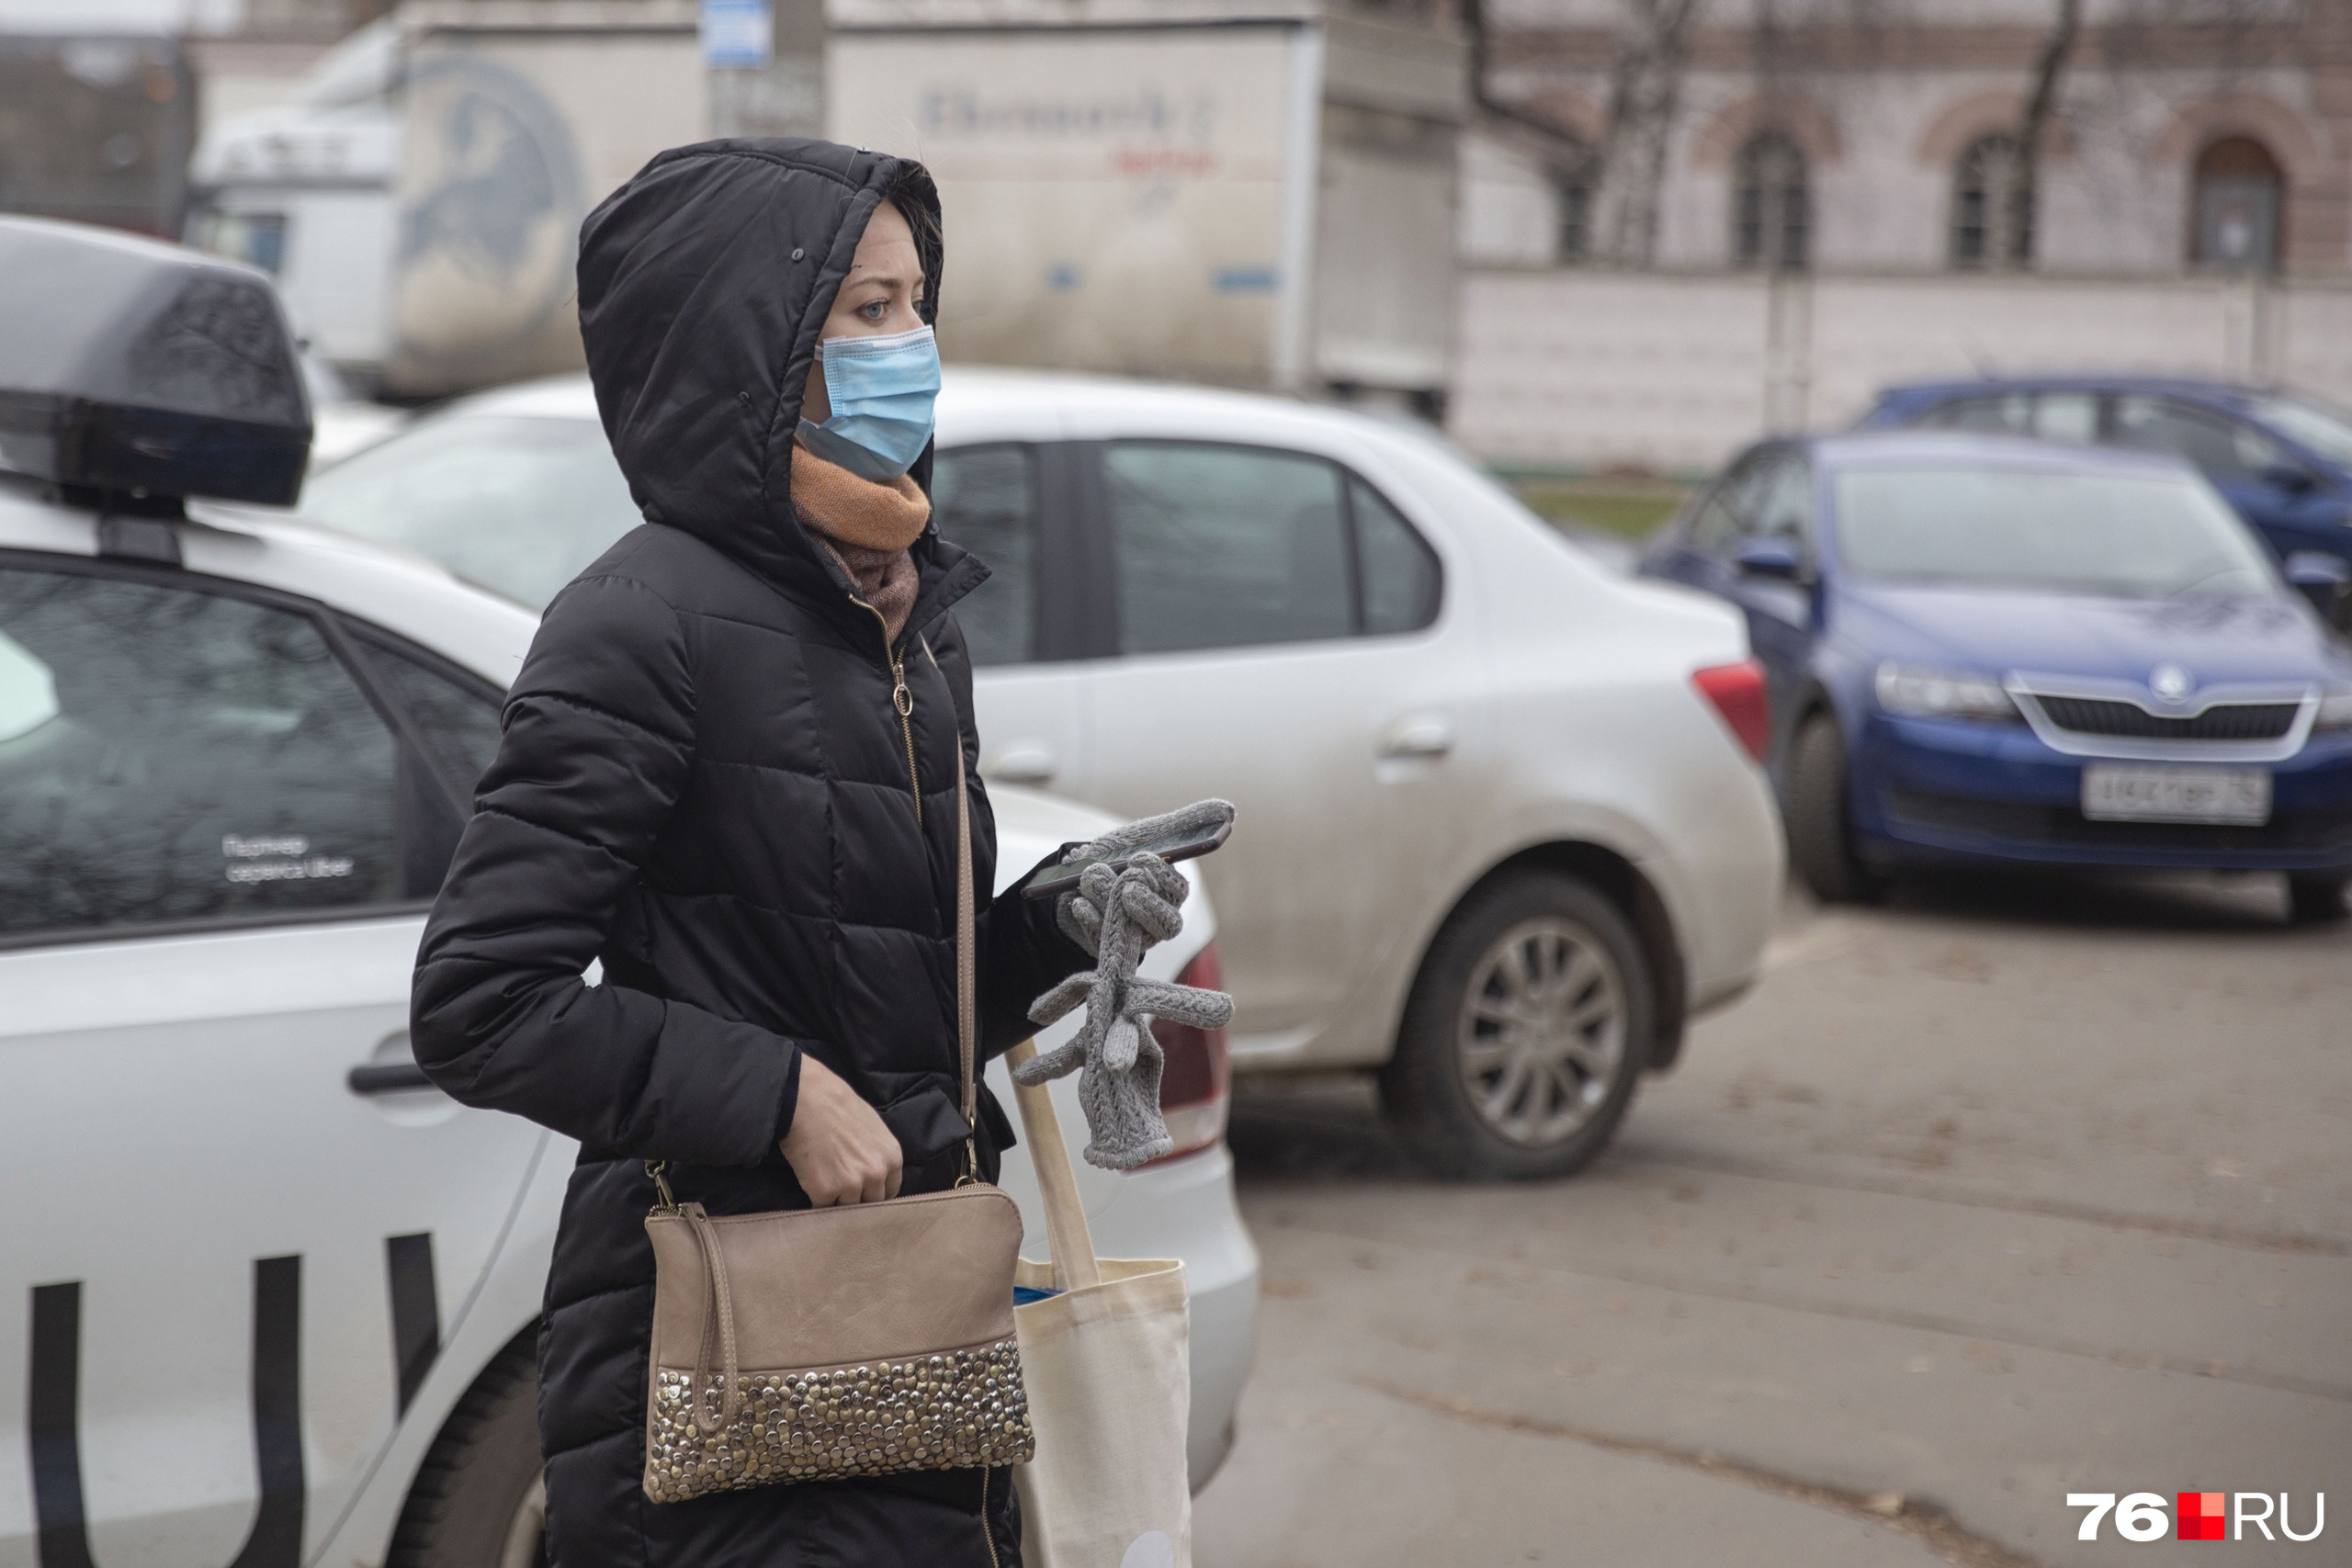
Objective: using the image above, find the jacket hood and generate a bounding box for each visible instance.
[576,137,982,641]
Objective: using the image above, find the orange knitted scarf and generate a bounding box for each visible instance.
[791,444,932,642]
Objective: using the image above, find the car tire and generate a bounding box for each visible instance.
[1381,872,1652,1181]
[388,1330,546,1568]
[2287,873,2349,925]
[1785,713,1882,904]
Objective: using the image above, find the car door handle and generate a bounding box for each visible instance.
[983,741,1057,785]
[348,1031,435,1096]
[349,1062,434,1095]
[1379,715,1453,760]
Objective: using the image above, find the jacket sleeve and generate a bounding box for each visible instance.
[975,843,1094,1062]
[410,571,799,1164]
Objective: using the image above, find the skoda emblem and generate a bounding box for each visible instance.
[2149,664,2195,703]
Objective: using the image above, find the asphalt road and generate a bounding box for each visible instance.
[1192,871,2352,1566]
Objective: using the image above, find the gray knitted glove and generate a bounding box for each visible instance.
[1015,801,1238,1170]
[1046,797,1235,960]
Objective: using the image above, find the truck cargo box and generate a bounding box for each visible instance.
[188,2,706,398]
[828,0,1464,406]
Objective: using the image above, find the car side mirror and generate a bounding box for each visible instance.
[1735,536,1806,581]
[2285,551,2352,630]
[2265,463,2318,497]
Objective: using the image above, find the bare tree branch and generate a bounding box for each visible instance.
[1596,0,1702,266]
[2016,0,2085,175]
[1460,0,1595,158]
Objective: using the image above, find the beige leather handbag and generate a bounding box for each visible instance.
[639,725,1036,1504]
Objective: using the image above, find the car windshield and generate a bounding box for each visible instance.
[2246,393,2352,468]
[1831,466,2277,598]
[298,413,640,608]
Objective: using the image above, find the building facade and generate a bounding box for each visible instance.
[1447,1,2352,470]
[1465,0,2352,279]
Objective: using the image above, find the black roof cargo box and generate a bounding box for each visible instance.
[0,215,311,507]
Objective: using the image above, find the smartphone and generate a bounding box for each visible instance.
[1018,818,1233,900]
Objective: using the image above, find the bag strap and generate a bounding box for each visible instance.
[955,720,978,1142]
[682,1201,740,1432]
[913,637,1090,1281]
[922,637,979,1147]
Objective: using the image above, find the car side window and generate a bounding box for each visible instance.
[931,444,1038,668]
[1350,477,1442,636]
[0,566,429,941]
[350,632,505,799]
[1103,442,1354,655]
[1686,491,1742,558]
[2110,396,2284,483]
[2031,394,2098,444]
[1689,451,1774,558]
[1752,453,1815,549]
[1920,392,2095,444]
[1923,393,2030,434]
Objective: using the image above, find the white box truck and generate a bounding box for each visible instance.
[187,1,707,399]
[827,0,1465,409]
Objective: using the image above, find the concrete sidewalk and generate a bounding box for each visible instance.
[1192,875,2352,1565]
[1195,1319,1964,1568]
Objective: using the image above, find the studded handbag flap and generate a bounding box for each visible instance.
[639,684,1035,1503]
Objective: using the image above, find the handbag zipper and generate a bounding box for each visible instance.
[853,597,922,825]
[979,1466,1001,1568]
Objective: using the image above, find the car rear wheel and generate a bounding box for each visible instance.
[389,1330,546,1568]
[1786,713,1883,904]
[2288,873,2349,925]
[1381,872,1651,1180]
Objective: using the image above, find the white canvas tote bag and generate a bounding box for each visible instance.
[1003,1038,1193,1568]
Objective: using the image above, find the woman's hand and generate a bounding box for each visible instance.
[780,1055,902,1205]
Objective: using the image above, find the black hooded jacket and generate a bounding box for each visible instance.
[410,138,1086,1567]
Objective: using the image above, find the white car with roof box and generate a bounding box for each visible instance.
[0,216,1253,1568]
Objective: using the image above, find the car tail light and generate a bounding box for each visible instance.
[1148,943,1229,1164]
[1692,659,1771,762]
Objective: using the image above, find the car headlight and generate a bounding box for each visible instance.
[2316,688,2352,730]
[1873,663,2019,721]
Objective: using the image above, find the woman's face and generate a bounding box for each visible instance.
[801,199,924,424]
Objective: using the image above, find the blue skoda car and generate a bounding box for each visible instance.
[1638,432,2352,921]
[1859,377,2352,570]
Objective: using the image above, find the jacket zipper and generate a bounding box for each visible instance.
[854,598,922,826]
[979,1466,1001,1568]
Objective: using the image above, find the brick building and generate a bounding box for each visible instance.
[1465,0,2352,279]
[1449,1,2352,469]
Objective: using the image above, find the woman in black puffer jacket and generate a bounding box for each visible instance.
[410,138,1089,1568]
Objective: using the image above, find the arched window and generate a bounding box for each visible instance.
[1554,141,1598,264]
[1951,133,2032,268]
[2192,136,2282,271]
[1734,132,1808,269]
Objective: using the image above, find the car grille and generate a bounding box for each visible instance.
[2030,694,2301,742]
[1887,789,2352,854]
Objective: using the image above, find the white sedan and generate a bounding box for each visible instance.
[0,488,1255,1563]
[293,371,1784,1178]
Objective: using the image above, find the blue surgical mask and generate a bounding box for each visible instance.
[795,323,941,482]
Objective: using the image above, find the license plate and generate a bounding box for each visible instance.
[2081,764,2271,826]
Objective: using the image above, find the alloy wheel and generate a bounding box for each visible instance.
[498,1476,547,1568]
[1453,917,1628,1147]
